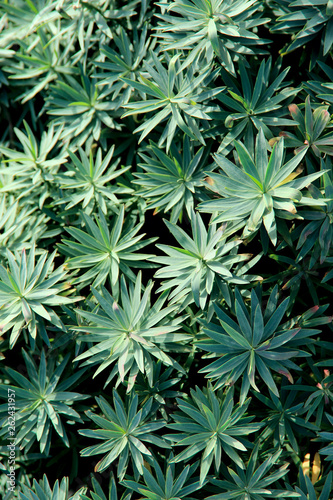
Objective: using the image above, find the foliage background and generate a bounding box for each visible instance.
[0,0,333,499]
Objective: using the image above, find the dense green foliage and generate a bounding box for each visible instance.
[0,1,333,499]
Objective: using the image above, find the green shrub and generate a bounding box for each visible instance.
[0,1,333,499]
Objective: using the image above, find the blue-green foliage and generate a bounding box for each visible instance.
[0,0,332,499]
